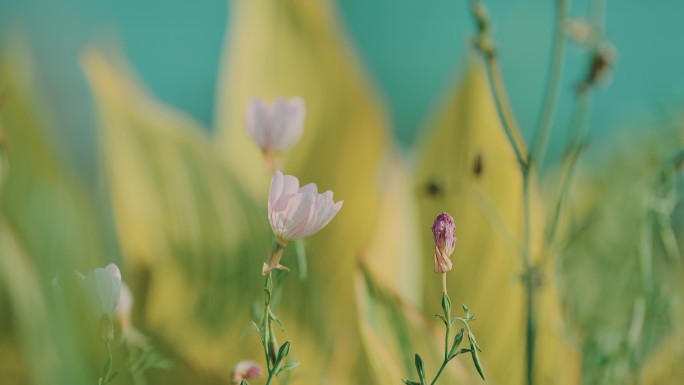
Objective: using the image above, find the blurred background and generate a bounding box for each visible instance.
[0,0,683,384]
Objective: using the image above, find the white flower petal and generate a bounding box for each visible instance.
[299,183,318,196]
[282,192,316,240]
[301,192,342,238]
[270,97,305,152]
[268,171,299,212]
[244,97,271,148]
[83,265,122,317]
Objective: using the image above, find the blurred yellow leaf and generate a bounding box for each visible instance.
[82,48,275,377]
[0,46,104,385]
[414,62,580,385]
[214,0,391,382]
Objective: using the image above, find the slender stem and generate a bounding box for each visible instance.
[530,0,570,169]
[482,56,528,168]
[430,360,449,385]
[521,168,536,385]
[444,318,451,360]
[542,90,591,263]
[265,373,275,385]
[106,341,112,362]
[262,271,278,385]
[525,278,537,385]
[433,291,451,385]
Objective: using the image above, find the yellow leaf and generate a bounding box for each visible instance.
[414,61,580,385]
[214,1,391,381]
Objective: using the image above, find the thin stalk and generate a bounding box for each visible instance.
[530,0,570,168]
[542,90,592,262]
[522,168,536,385]
[263,271,277,385]
[265,374,274,385]
[482,56,529,168]
[430,360,449,385]
[432,290,451,385]
[524,277,537,385]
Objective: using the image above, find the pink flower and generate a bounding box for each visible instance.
[268,171,343,244]
[232,360,263,384]
[432,212,456,274]
[263,171,343,274]
[245,97,305,153]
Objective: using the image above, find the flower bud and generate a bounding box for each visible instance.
[232,360,263,384]
[432,212,456,273]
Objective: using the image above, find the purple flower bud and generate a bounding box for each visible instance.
[432,212,456,273]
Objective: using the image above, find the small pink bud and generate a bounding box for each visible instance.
[432,212,456,274]
[232,360,263,384]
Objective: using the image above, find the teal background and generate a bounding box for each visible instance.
[1,0,683,183]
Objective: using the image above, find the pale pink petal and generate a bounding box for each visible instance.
[299,182,318,195]
[244,97,271,148]
[269,193,302,236]
[270,97,305,152]
[300,192,342,238]
[282,192,316,240]
[105,263,122,281]
[268,171,299,213]
[116,281,134,317]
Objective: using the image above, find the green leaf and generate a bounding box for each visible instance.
[402,379,421,385]
[435,314,448,326]
[441,294,452,318]
[274,340,291,369]
[294,240,308,281]
[280,361,300,372]
[414,354,426,385]
[269,310,285,332]
[470,339,486,380]
[448,328,465,359]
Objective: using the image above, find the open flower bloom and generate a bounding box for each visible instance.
[432,212,456,274]
[83,263,122,317]
[232,360,263,384]
[244,97,305,154]
[263,171,343,274]
[269,171,343,244]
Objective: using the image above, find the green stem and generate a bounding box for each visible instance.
[522,163,535,385]
[525,277,537,385]
[444,319,451,362]
[530,0,570,169]
[430,360,449,385]
[265,372,275,385]
[542,90,591,263]
[482,55,528,168]
[261,272,274,372]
